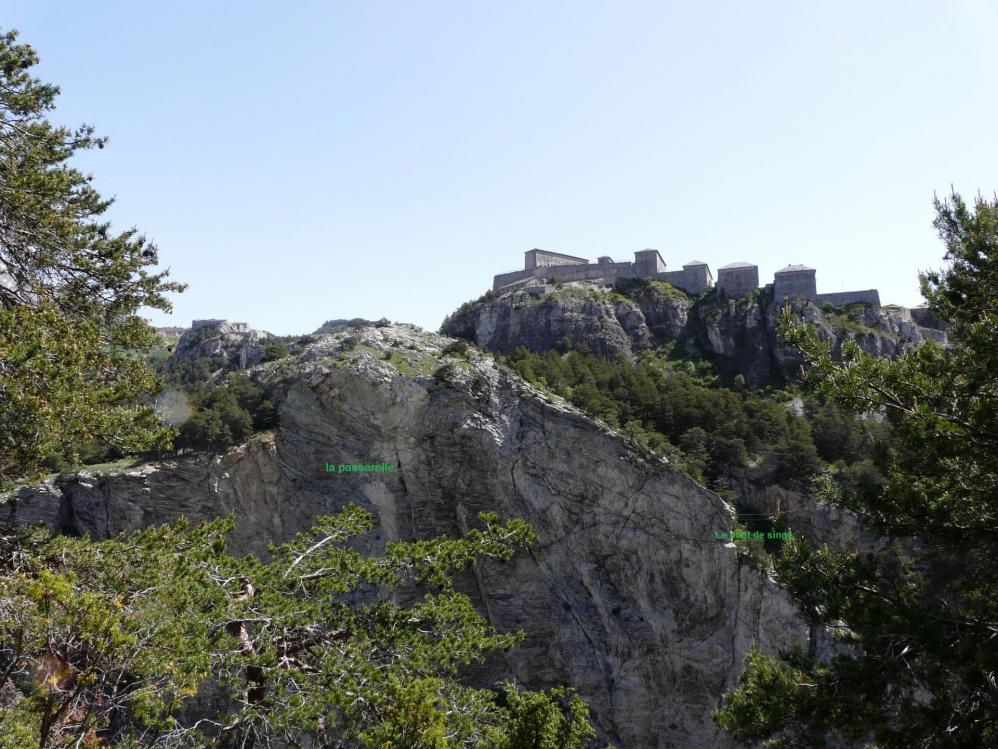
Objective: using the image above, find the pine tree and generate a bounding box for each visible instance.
[0,28,184,483]
[0,509,601,748]
[715,191,998,748]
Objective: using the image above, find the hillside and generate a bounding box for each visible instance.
[442,279,947,387]
[3,284,947,748]
[8,288,923,747]
[7,322,818,749]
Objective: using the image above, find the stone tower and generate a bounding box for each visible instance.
[716,262,759,298]
[773,264,817,303]
[633,249,667,277]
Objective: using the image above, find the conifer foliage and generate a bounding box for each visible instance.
[0,509,599,748]
[715,192,998,748]
[0,29,182,484]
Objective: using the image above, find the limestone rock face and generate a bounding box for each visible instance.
[442,283,692,359]
[828,305,948,359]
[449,285,646,357]
[741,484,883,554]
[691,293,776,386]
[626,282,691,340]
[1,441,285,558]
[444,284,948,387]
[5,324,813,749]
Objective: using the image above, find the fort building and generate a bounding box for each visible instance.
[491,249,880,306]
[493,249,715,295]
[660,259,713,293]
[773,264,817,304]
[633,249,668,276]
[716,262,760,298]
[191,319,250,333]
[525,249,589,269]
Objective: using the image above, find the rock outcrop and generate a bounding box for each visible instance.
[314,317,391,334]
[442,281,948,387]
[5,324,814,749]
[167,319,271,374]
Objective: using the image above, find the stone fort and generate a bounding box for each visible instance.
[492,249,880,307]
[191,319,250,333]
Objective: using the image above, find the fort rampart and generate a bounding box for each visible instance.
[492,249,879,307]
[816,290,881,307]
[191,319,250,333]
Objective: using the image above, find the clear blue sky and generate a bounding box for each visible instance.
[8,1,998,333]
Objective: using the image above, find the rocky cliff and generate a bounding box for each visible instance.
[4,323,815,749]
[168,320,272,374]
[442,281,948,387]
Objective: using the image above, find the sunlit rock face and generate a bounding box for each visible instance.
[6,324,814,748]
[169,319,272,373]
[443,282,948,387]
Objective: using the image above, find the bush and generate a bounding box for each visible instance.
[433,363,457,383]
[442,339,470,357]
[261,341,290,362]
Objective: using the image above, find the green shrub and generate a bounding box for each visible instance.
[442,339,470,357]
[433,363,457,383]
[261,341,290,362]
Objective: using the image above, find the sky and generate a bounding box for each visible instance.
[7,1,998,334]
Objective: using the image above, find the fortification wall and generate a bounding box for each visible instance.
[494,263,642,291]
[717,267,759,298]
[191,320,250,334]
[495,275,545,293]
[541,262,637,285]
[493,269,539,291]
[816,290,881,307]
[492,254,880,307]
[657,270,688,289]
[684,264,713,293]
[774,271,817,303]
[192,319,227,331]
[496,264,710,294]
[657,266,712,294]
